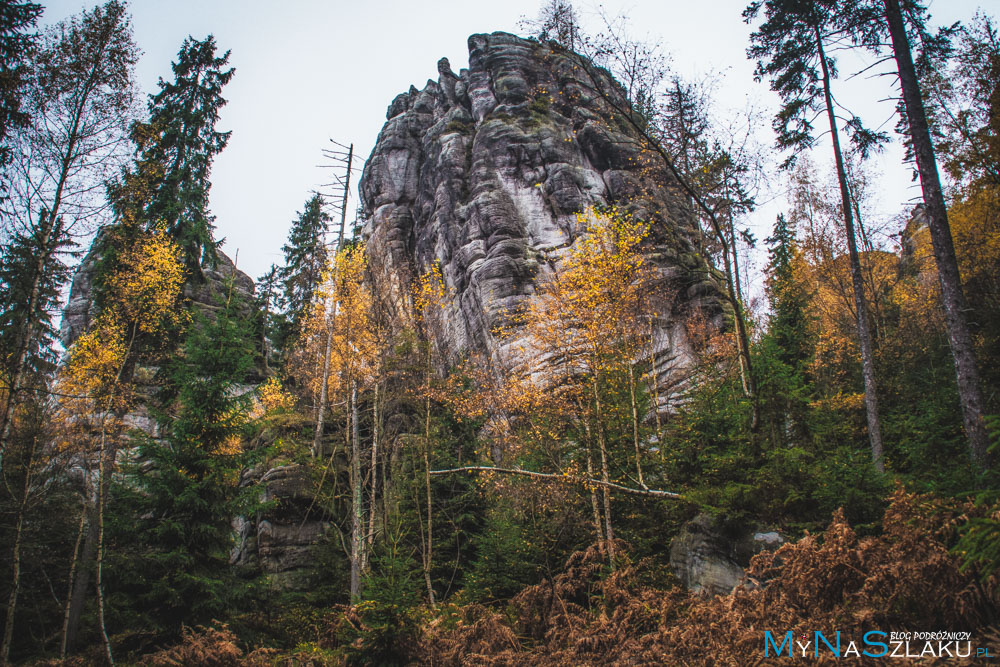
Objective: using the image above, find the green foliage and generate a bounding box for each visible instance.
[529,94,551,116]
[0,0,40,175]
[0,398,84,662]
[275,193,330,352]
[253,263,280,371]
[127,35,233,276]
[345,522,422,666]
[0,214,72,385]
[954,416,1000,580]
[745,0,889,167]
[465,506,544,604]
[443,118,473,135]
[109,277,259,640]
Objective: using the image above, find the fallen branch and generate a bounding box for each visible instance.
[429,466,682,499]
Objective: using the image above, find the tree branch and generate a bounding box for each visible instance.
[428,465,683,499]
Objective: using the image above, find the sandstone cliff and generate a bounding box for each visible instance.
[360,32,726,408]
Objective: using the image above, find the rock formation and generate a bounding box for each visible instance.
[58,32,735,592]
[60,238,255,351]
[669,514,784,595]
[232,464,328,589]
[360,32,727,408]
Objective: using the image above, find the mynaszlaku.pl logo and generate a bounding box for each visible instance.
[764,630,994,659]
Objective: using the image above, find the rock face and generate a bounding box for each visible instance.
[669,514,784,595]
[61,239,327,588]
[232,464,328,590]
[360,32,727,408]
[60,237,255,350]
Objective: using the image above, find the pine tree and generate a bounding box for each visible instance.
[746,0,889,471]
[277,193,330,350]
[840,0,992,468]
[136,36,234,277]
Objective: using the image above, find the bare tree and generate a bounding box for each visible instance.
[0,0,138,477]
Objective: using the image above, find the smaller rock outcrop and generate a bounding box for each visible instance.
[232,464,328,590]
[669,514,784,595]
[60,237,254,350]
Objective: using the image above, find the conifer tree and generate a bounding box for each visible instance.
[746,0,889,471]
[277,193,330,350]
[765,214,811,369]
[112,273,255,637]
[0,0,41,184]
[840,0,992,468]
[133,36,234,277]
[255,263,279,372]
[759,213,814,446]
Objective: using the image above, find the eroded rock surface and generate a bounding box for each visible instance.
[233,464,328,590]
[669,514,785,595]
[60,238,254,350]
[360,32,726,409]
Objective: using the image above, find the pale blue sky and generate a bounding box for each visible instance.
[38,0,989,293]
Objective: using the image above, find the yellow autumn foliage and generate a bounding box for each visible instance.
[104,229,187,335]
[290,244,379,405]
[54,230,186,452]
[524,206,653,376]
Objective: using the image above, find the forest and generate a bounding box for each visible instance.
[0,0,999,664]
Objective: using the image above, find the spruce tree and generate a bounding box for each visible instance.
[0,0,41,180]
[138,36,234,277]
[111,276,256,637]
[765,213,811,369]
[758,214,814,446]
[0,219,71,388]
[277,193,330,349]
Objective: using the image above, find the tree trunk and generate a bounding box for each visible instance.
[312,144,353,460]
[349,385,363,598]
[579,416,605,553]
[815,24,885,472]
[710,213,758,428]
[64,501,97,654]
[95,419,114,665]
[0,435,35,664]
[628,364,645,487]
[311,305,334,460]
[648,319,663,458]
[883,0,989,468]
[60,507,87,660]
[591,374,615,561]
[366,381,379,565]
[0,216,62,477]
[422,348,436,607]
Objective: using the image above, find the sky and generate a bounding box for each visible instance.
[38,0,990,295]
